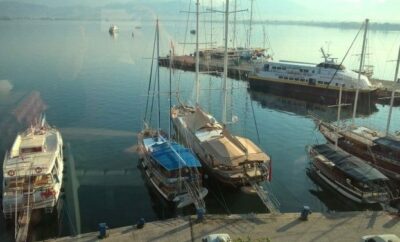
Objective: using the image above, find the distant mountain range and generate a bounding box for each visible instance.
[0,1,399,31]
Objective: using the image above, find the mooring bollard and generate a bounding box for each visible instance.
[98,222,109,239]
[196,208,205,221]
[137,218,145,229]
[300,206,311,221]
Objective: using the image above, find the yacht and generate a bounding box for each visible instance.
[109,25,119,34]
[318,122,400,182]
[308,143,390,204]
[137,129,207,208]
[138,20,207,210]
[171,105,271,188]
[2,118,64,218]
[248,49,378,104]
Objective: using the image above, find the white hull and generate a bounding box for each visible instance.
[3,125,64,217]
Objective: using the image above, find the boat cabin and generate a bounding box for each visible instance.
[316,62,345,70]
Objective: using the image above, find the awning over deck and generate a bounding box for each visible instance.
[312,143,388,182]
[151,142,201,171]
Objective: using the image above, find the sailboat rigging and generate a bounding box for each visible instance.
[171,0,278,212]
[137,20,208,211]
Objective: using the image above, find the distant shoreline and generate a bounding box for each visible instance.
[1,16,399,31]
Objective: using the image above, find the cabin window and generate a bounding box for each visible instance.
[272,66,276,70]
[304,69,309,73]
[294,78,299,81]
[21,147,42,154]
[278,76,283,79]
[299,69,303,73]
[264,64,269,71]
[277,66,281,70]
[282,67,286,70]
[289,77,293,80]
[335,83,338,86]
[312,70,315,73]
[284,77,288,80]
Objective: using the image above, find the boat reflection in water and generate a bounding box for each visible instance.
[247,89,378,122]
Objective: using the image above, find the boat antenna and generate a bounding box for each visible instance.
[352,18,369,125]
[156,19,161,137]
[222,0,229,124]
[385,45,400,136]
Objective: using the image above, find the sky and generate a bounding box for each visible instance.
[0,0,399,22]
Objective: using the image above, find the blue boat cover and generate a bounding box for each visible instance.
[150,142,201,171]
[312,143,388,182]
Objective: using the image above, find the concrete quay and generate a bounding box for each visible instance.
[48,211,399,242]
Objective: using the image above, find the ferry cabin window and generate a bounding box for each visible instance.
[264,64,269,71]
[21,147,42,154]
[272,66,276,70]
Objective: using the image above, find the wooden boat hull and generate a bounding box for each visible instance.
[319,123,400,182]
[137,130,207,209]
[171,112,267,189]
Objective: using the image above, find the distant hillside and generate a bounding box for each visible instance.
[0,1,186,20]
[0,1,399,31]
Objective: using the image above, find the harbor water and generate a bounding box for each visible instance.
[0,20,399,240]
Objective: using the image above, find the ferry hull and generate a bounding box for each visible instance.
[248,76,377,105]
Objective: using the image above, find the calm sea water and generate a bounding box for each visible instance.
[0,19,399,240]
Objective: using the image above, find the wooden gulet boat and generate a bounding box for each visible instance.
[137,20,207,211]
[317,45,400,183]
[308,143,391,204]
[171,0,272,190]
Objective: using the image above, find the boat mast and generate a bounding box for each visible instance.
[222,0,229,124]
[169,50,173,139]
[335,85,343,150]
[232,0,237,49]
[248,0,254,48]
[385,46,400,136]
[210,0,213,49]
[352,18,369,124]
[195,0,200,105]
[156,19,161,137]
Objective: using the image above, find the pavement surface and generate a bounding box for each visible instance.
[47,211,400,242]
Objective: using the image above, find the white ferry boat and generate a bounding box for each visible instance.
[2,118,64,218]
[249,50,379,104]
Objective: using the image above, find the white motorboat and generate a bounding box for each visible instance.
[2,117,64,218]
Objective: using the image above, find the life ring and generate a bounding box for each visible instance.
[7,170,15,176]
[35,167,42,173]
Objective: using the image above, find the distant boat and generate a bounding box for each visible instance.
[308,143,391,204]
[2,116,64,218]
[109,25,119,34]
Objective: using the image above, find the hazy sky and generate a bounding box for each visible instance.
[1,0,399,22]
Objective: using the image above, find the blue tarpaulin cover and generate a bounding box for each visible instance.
[150,142,201,171]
